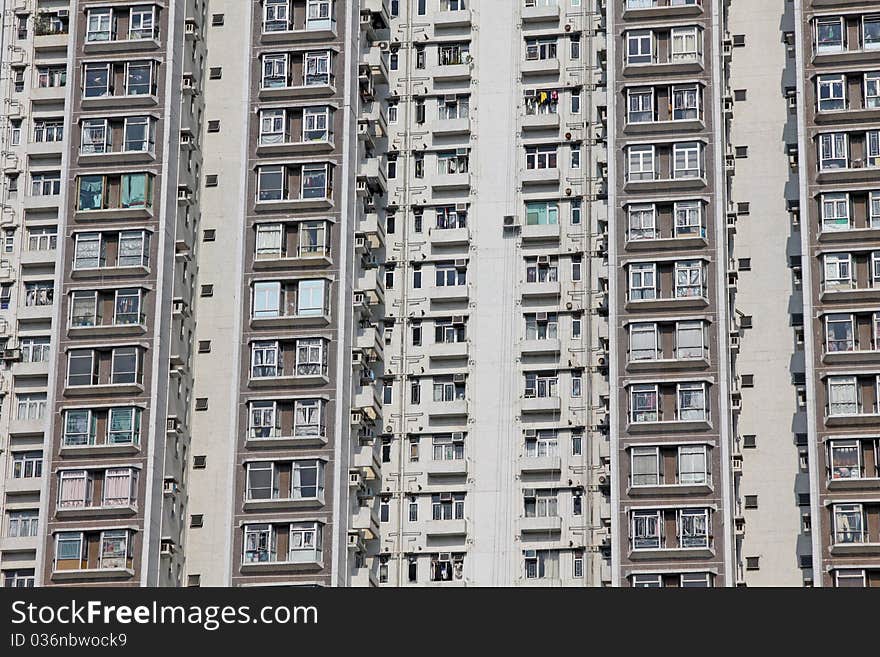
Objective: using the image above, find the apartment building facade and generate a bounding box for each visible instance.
[795,0,880,588]
[1,0,872,589]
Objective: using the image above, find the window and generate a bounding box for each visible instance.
[126,62,153,95]
[524,489,557,518]
[433,434,464,461]
[20,337,50,363]
[864,15,880,50]
[34,120,63,143]
[81,119,108,154]
[834,504,864,544]
[432,493,465,520]
[297,280,326,316]
[631,447,659,486]
[525,257,557,283]
[676,321,704,359]
[31,171,61,196]
[627,145,655,181]
[253,281,281,318]
[672,85,700,120]
[823,253,852,288]
[130,6,157,39]
[525,38,557,61]
[818,75,846,112]
[119,231,149,267]
[626,30,653,64]
[435,263,466,287]
[628,204,656,240]
[124,117,152,152]
[681,572,712,588]
[826,314,854,352]
[866,73,880,109]
[251,341,280,378]
[86,9,111,41]
[627,88,653,123]
[632,574,662,588]
[819,132,847,169]
[628,263,656,300]
[821,193,849,231]
[255,224,283,258]
[525,201,558,226]
[433,376,465,402]
[632,510,661,549]
[304,107,330,142]
[675,260,704,298]
[526,145,557,170]
[438,42,470,66]
[673,142,701,178]
[111,347,138,384]
[121,173,150,208]
[108,408,140,445]
[630,384,658,422]
[262,54,288,88]
[302,164,329,198]
[305,51,331,85]
[296,338,326,376]
[827,376,858,416]
[8,511,38,538]
[57,471,87,508]
[37,65,66,88]
[16,393,46,421]
[836,569,866,588]
[815,17,844,53]
[24,281,54,307]
[525,430,558,458]
[679,508,709,547]
[678,446,708,484]
[12,452,42,479]
[526,313,558,340]
[630,323,658,361]
[671,27,700,61]
[525,372,557,398]
[677,382,707,421]
[829,440,861,480]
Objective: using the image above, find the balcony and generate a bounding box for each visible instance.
[427,458,468,477]
[521,222,561,242]
[518,455,562,473]
[521,395,561,414]
[55,501,137,519]
[433,64,472,83]
[521,167,560,186]
[517,515,562,534]
[51,567,135,582]
[522,113,560,131]
[521,58,560,76]
[521,281,561,299]
[621,0,704,20]
[427,399,469,419]
[430,285,470,302]
[428,341,469,361]
[519,338,562,356]
[424,519,468,537]
[431,117,471,137]
[434,9,472,28]
[260,21,338,45]
[522,3,560,23]
[351,505,379,540]
[431,172,471,191]
[429,226,470,246]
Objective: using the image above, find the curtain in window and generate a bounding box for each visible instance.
[829,380,856,414]
[297,280,325,316]
[294,401,320,436]
[78,177,104,210]
[59,474,87,508]
[679,447,706,484]
[121,174,147,208]
[118,233,145,266]
[108,408,135,444]
[104,470,132,506]
[256,224,283,254]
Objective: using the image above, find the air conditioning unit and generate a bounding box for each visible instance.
[455,203,468,212]
[524,89,536,98]
[455,147,468,156]
[597,473,609,486]
[451,432,465,441]
[523,549,537,558]
[349,470,364,488]
[524,429,537,438]
[452,315,465,325]
[347,531,363,549]
[536,255,549,264]
[444,94,458,104]
[454,259,467,269]
[523,488,536,497]
[160,541,174,556]
[536,312,548,322]
[57,9,69,18]
[452,373,466,383]
[503,215,520,228]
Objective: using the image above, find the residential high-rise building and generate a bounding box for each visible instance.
[0,0,873,589]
